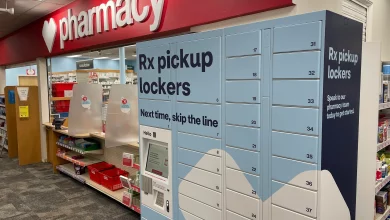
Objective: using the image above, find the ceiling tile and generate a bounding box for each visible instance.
[14,0,41,14]
[43,0,74,5]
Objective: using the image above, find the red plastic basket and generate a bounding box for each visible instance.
[99,168,129,191]
[52,83,76,97]
[87,162,115,185]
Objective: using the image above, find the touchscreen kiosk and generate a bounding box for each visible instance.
[140,125,172,219]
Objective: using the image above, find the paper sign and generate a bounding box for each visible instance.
[19,106,29,118]
[120,97,131,113]
[8,90,15,104]
[122,191,132,207]
[81,95,91,109]
[64,90,73,97]
[123,153,134,167]
[26,69,36,75]
[17,87,29,101]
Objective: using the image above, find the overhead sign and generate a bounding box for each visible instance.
[76,59,94,70]
[0,0,293,65]
[43,0,164,52]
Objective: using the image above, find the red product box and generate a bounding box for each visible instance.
[99,168,129,191]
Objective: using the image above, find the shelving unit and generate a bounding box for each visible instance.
[57,160,141,213]
[376,175,390,194]
[376,206,390,220]
[56,151,102,167]
[56,141,104,155]
[378,140,390,152]
[0,95,7,156]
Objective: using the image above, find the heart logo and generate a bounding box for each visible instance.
[42,18,57,53]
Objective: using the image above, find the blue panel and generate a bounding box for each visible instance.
[273,51,321,79]
[272,80,320,107]
[272,132,318,163]
[226,125,260,152]
[226,81,261,103]
[178,163,192,179]
[176,103,221,138]
[272,106,319,135]
[226,31,261,57]
[138,99,171,129]
[178,132,221,155]
[142,205,170,220]
[274,22,322,53]
[177,37,221,104]
[226,146,260,175]
[137,44,171,100]
[226,104,260,128]
[272,156,317,184]
[226,56,261,80]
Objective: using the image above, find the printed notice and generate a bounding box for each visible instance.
[326,94,355,120]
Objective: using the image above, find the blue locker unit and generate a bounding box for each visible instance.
[137,11,362,220]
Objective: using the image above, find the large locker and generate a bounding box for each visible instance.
[137,11,362,220]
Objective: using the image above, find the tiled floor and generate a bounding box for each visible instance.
[0,154,140,220]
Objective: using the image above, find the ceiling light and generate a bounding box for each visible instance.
[126,44,136,47]
[95,57,109,60]
[132,55,137,57]
[67,55,82,58]
[112,58,120,60]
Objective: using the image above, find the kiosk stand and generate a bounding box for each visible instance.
[138,11,362,220]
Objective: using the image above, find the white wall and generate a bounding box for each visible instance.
[191,0,341,32]
[369,0,390,61]
[5,65,37,86]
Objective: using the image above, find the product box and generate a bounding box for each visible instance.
[376,191,388,204]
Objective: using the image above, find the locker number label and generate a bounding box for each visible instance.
[307,126,314,132]
[309,71,315,76]
[308,99,314,104]
[306,208,313,213]
[306,181,313,186]
[306,154,313,159]
[310,42,316,47]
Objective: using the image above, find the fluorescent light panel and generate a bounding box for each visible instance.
[126,44,136,47]
[94,57,109,60]
[67,55,82,58]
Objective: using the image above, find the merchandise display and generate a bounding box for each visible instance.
[0,94,7,153]
[138,11,362,220]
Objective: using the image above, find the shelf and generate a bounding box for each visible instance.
[380,103,390,110]
[56,164,140,214]
[0,115,6,120]
[90,132,105,140]
[56,151,102,167]
[0,127,6,131]
[51,97,71,101]
[54,129,91,138]
[376,205,390,220]
[0,104,5,107]
[376,174,390,193]
[378,140,390,152]
[56,142,104,155]
[3,145,8,150]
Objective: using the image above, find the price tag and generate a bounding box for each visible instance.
[122,192,132,207]
[123,153,134,167]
